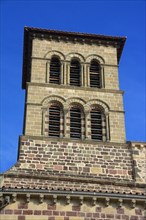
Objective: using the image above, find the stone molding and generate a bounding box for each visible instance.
[1,191,145,207]
[19,135,128,146]
[26,82,124,94]
[44,50,65,60]
[2,172,146,189]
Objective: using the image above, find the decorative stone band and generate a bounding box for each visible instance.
[0,189,145,209]
[26,82,124,94]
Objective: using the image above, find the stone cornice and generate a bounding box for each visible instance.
[19,135,128,146]
[1,189,145,200]
[26,82,124,94]
[0,189,145,209]
[2,172,146,190]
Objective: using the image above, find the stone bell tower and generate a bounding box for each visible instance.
[0,27,145,220]
[23,27,126,143]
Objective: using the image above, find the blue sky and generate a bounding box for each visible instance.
[0,0,145,173]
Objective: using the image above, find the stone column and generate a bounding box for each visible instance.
[81,63,84,87]
[81,112,85,140]
[63,109,69,138]
[63,62,67,85]
[66,61,70,85]
[84,63,88,87]
[46,60,51,83]
[60,61,64,85]
[86,63,90,87]
[85,111,90,140]
[101,65,105,88]
[60,110,64,138]
[41,108,47,136]
[105,113,110,141]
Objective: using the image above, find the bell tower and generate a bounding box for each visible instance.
[23,27,126,143]
[1,27,145,220]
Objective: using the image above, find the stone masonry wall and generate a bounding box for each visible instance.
[131,142,146,184]
[1,196,146,220]
[31,39,119,90]
[4,137,145,185]
[25,84,126,143]
[10,137,133,181]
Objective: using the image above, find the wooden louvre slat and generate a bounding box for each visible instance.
[90,60,101,88]
[91,109,103,141]
[48,105,60,137]
[50,57,60,84]
[70,107,81,139]
[70,60,81,86]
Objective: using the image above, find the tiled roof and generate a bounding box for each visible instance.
[24,26,126,41]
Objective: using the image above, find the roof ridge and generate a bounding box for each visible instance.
[24,26,127,40]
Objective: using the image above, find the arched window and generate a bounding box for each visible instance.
[70,106,82,139]
[48,104,62,137]
[90,60,101,88]
[90,107,106,141]
[50,57,61,84]
[70,59,81,86]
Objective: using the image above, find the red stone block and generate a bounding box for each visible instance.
[128,170,132,175]
[48,217,55,220]
[122,215,129,220]
[135,208,142,215]
[5,209,13,214]
[0,210,4,214]
[34,210,41,215]
[66,211,77,216]
[106,214,114,218]
[117,170,123,174]
[130,216,138,220]
[93,213,100,217]
[95,207,101,212]
[115,214,121,219]
[117,208,124,214]
[18,216,25,220]
[36,164,43,169]
[78,212,85,217]
[123,170,128,175]
[101,213,105,218]
[42,210,52,215]
[72,206,80,211]
[60,211,65,216]
[47,205,56,210]
[53,165,63,170]
[18,203,28,209]
[86,213,92,217]
[14,210,22,215]
[53,211,59,215]
[109,169,117,174]
[23,210,33,215]
[64,217,69,220]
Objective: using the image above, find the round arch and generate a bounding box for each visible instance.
[85,99,109,114]
[65,52,85,62]
[44,50,65,60]
[85,54,105,64]
[41,95,66,108]
[65,97,86,111]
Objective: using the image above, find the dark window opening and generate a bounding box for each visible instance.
[70,107,81,139]
[91,109,106,141]
[90,60,101,88]
[50,57,60,84]
[48,105,60,137]
[70,59,81,86]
